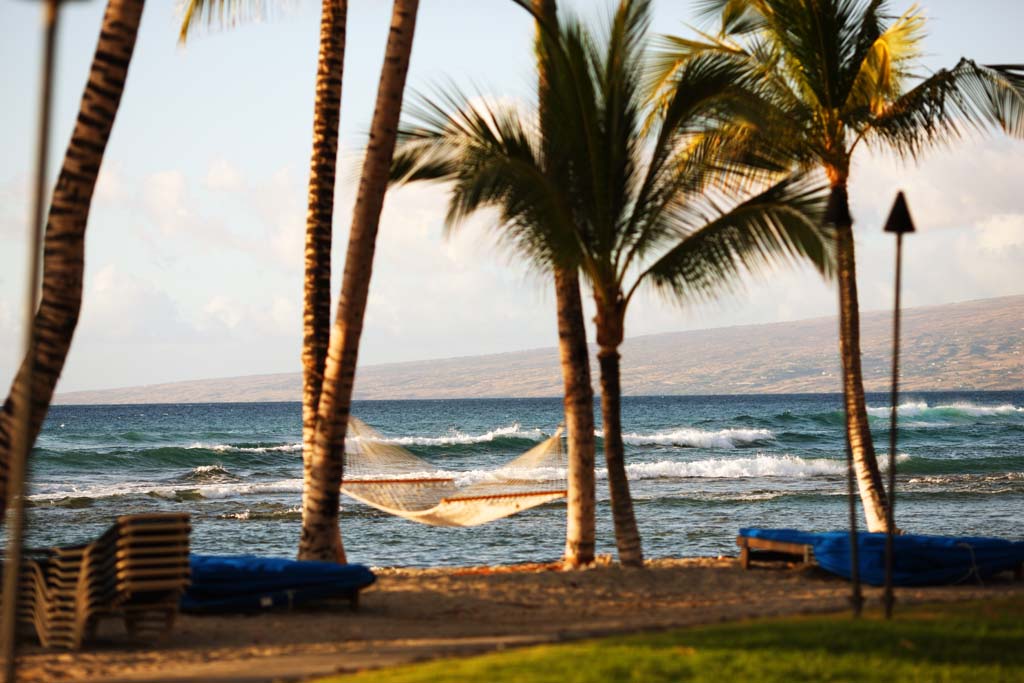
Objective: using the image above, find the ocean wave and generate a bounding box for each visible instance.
[904,472,1024,495]
[29,478,305,504]
[218,505,302,521]
[866,401,1024,420]
[179,464,239,483]
[603,427,775,449]
[357,423,547,447]
[622,454,842,479]
[187,442,303,453]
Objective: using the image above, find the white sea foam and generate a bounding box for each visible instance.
[30,451,913,502]
[29,478,305,503]
[187,442,303,453]
[219,505,302,521]
[358,423,547,447]
[867,401,1024,419]
[192,464,226,474]
[622,454,842,479]
[601,427,774,449]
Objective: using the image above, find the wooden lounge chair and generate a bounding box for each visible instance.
[736,533,815,569]
[3,512,191,649]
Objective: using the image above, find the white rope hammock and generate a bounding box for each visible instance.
[340,418,567,527]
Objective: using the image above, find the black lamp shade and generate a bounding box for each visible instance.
[884,192,916,234]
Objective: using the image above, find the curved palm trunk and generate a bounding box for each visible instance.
[300,0,347,550]
[595,299,643,567]
[299,0,419,562]
[0,0,145,516]
[831,185,890,532]
[554,268,596,567]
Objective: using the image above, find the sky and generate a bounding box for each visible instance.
[1,0,1023,393]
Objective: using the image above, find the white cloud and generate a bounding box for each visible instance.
[849,138,1024,232]
[94,162,126,204]
[80,264,193,342]
[199,293,299,335]
[977,214,1024,252]
[205,158,244,192]
[142,170,191,236]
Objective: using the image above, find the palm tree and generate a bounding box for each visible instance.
[298,0,346,549]
[650,0,1024,531]
[300,0,420,561]
[180,0,349,557]
[534,0,597,568]
[392,0,834,566]
[0,0,146,516]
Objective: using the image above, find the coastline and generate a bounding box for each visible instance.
[17,557,1024,683]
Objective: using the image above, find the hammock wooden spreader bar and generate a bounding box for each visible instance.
[344,478,456,485]
[441,489,568,504]
[339,418,567,527]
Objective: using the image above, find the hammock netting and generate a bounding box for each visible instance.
[340,418,567,526]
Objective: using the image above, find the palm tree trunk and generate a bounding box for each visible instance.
[554,268,596,567]
[298,0,419,562]
[533,0,596,568]
[0,0,145,516]
[300,0,347,549]
[831,184,890,532]
[595,300,643,567]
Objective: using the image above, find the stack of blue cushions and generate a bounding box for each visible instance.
[182,555,376,613]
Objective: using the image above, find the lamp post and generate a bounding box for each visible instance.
[2,1,61,679]
[882,192,916,620]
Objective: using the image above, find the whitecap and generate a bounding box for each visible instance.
[358,423,547,447]
[867,401,1023,420]
[601,427,774,449]
[187,442,303,453]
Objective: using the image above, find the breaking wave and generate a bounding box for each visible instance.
[358,423,547,447]
[866,401,1024,420]
[610,427,775,449]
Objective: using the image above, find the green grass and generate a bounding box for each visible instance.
[318,597,1024,682]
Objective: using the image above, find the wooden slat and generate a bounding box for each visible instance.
[344,477,455,485]
[441,489,566,504]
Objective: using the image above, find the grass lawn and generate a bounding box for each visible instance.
[318,596,1024,682]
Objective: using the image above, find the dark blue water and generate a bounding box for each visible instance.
[20,392,1024,566]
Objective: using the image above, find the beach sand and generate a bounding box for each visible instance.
[16,557,1024,683]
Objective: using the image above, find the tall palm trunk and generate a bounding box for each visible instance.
[298,0,419,561]
[534,0,596,568]
[830,185,890,532]
[0,0,145,516]
[300,0,347,548]
[555,268,596,566]
[595,297,643,567]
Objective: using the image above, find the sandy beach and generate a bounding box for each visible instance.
[15,557,1024,683]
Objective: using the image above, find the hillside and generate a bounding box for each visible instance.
[55,295,1024,404]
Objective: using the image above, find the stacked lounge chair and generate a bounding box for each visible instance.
[5,512,191,649]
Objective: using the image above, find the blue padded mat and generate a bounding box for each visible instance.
[739,529,1024,586]
[182,555,376,613]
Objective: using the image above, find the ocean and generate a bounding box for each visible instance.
[19,391,1024,567]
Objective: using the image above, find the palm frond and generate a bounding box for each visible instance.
[867,59,1024,156]
[178,0,272,43]
[645,30,749,117]
[845,4,925,116]
[639,173,832,304]
[391,88,582,272]
[626,50,795,271]
[695,0,767,36]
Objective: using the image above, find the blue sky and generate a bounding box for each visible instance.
[1,0,1023,393]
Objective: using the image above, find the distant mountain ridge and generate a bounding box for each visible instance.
[55,295,1024,404]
